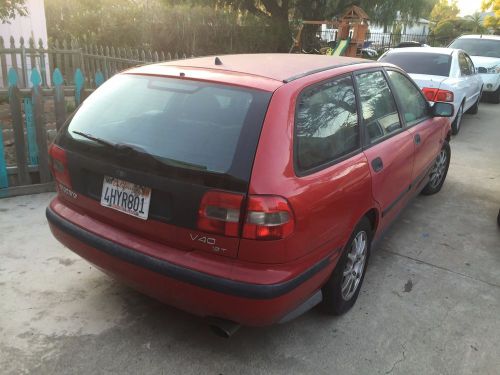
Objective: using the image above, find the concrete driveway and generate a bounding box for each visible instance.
[1,103,499,375]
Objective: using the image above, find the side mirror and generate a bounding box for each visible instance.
[432,102,454,117]
[477,67,487,74]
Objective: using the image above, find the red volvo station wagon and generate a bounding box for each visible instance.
[46,54,453,334]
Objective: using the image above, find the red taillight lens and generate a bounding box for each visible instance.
[242,195,294,241]
[197,191,243,237]
[48,144,72,188]
[422,87,438,101]
[422,87,454,102]
[197,192,295,240]
[435,90,454,102]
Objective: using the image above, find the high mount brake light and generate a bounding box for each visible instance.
[197,192,295,240]
[48,144,72,188]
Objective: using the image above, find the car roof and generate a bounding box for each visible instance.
[125,54,371,91]
[385,47,456,55]
[455,34,500,41]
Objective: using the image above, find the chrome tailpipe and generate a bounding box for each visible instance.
[207,317,241,338]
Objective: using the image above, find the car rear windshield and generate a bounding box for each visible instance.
[449,38,500,58]
[58,74,271,179]
[380,52,452,77]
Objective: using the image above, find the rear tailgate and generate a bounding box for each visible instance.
[54,73,272,258]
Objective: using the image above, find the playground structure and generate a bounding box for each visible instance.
[290,5,369,57]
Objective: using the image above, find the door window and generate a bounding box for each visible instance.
[295,75,359,171]
[464,54,475,74]
[355,71,402,144]
[458,53,471,76]
[386,70,429,125]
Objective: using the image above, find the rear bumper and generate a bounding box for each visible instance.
[46,200,337,326]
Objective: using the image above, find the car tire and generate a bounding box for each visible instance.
[466,92,481,114]
[421,141,451,196]
[322,217,372,316]
[490,87,500,104]
[451,103,464,135]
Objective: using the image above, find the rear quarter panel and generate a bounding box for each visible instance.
[240,66,377,264]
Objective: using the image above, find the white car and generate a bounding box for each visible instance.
[379,47,483,135]
[449,35,500,104]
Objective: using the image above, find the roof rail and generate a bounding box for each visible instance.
[282,61,368,83]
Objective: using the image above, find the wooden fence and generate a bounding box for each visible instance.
[0,36,191,198]
[0,36,188,89]
[0,66,106,198]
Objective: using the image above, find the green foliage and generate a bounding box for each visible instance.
[431,18,482,45]
[430,0,459,26]
[482,0,500,33]
[0,0,27,23]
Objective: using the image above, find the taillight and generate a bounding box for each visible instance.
[421,87,454,102]
[197,192,295,240]
[48,144,72,188]
[242,195,294,241]
[197,191,243,237]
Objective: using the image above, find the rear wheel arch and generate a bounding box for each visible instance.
[364,208,379,235]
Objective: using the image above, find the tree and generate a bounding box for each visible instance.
[0,0,27,23]
[482,0,500,33]
[430,0,459,26]
[166,0,438,52]
[465,12,487,33]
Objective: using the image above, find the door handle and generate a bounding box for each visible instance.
[371,157,383,172]
[414,134,421,145]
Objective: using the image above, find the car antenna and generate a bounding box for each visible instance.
[215,57,223,65]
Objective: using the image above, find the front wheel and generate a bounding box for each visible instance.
[322,217,372,315]
[421,142,451,195]
[490,87,500,104]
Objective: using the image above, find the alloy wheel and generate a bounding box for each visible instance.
[429,149,448,189]
[341,231,368,301]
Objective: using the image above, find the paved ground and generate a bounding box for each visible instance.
[1,103,500,375]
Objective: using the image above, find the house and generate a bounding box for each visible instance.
[0,0,49,87]
[369,17,431,37]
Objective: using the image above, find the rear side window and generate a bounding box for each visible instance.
[458,53,472,76]
[355,71,402,144]
[61,75,270,176]
[380,52,452,77]
[386,70,429,125]
[295,75,359,172]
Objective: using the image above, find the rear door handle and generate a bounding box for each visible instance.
[414,134,421,145]
[371,157,383,172]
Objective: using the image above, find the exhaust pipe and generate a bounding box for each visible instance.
[207,317,241,338]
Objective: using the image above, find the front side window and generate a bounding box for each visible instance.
[355,71,402,144]
[295,75,359,171]
[386,70,429,125]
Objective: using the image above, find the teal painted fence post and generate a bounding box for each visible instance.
[95,71,104,87]
[53,68,67,131]
[8,68,31,185]
[31,68,51,183]
[0,123,8,189]
[23,97,39,165]
[74,68,84,106]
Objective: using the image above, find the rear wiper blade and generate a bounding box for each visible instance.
[72,130,207,171]
[72,131,117,148]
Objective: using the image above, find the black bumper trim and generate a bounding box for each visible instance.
[46,207,333,300]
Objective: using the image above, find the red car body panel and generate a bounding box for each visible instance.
[46,55,452,326]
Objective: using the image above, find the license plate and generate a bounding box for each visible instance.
[100,176,151,220]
